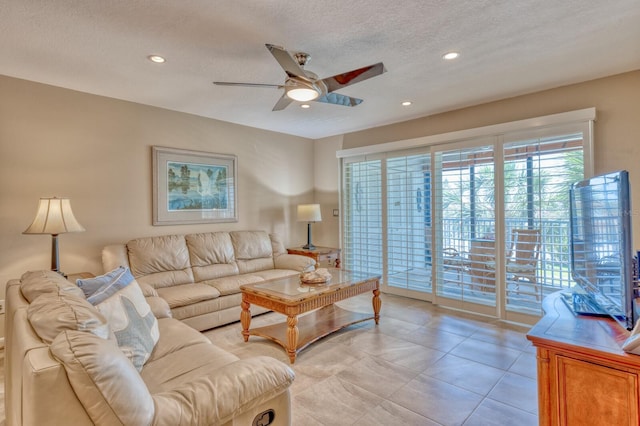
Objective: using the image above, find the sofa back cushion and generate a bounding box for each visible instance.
[127,235,194,288]
[230,231,275,274]
[50,330,155,426]
[186,232,240,282]
[20,270,85,303]
[27,291,110,344]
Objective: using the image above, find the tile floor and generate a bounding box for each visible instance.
[202,293,539,426]
[0,293,538,426]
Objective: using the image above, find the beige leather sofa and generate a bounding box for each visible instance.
[102,230,316,331]
[5,270,295,426]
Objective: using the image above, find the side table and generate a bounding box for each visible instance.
[287,246,341,269]
[66,272,95,283]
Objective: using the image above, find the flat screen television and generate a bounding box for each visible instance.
[566,170,638,330]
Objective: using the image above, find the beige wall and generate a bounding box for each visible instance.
[0,76,316,294]
[312,135,343,249]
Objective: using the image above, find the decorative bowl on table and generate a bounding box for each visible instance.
[300,268,332,284]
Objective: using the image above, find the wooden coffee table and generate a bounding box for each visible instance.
[240,269,381,364]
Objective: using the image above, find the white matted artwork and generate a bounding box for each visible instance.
[152,146,238,225]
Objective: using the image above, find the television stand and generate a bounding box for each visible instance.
[527,291,640,425]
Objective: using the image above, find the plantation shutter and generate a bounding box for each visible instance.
[386,152,432,292]
[502,133,584,313]
[342,158,383,274]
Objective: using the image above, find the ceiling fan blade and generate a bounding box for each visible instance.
[315,92,363,107]
[321,62,386,93]
[213,81,282,89]
[265,44,308,79]
[272,94,294,111]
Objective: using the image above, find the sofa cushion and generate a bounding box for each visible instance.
[274,253,316,272]
[155,283,220,309]
[203,274,265,296]
[250,269,300,282]
[186,232,236,266]
[27,291,110,344]
[269,232,287,255]
[231,231,273,260]
[127,235,195,288]
[50,330,155,426]
[82,268,160,372]
[147,318,212,361]
[169,295,241,321]
[141,318,240,392]
[20,270,85,303]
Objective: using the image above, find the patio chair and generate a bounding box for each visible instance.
[506,229,541,300]
[468,239,496,293]
[443,247,467,284]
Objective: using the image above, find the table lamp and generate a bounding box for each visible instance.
[23,197,85,275]
[297,204,322,250]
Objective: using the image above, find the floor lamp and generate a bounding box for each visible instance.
[297,204,322,250]
[23,197,85,276]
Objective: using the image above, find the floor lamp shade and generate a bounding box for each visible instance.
[23,197,85,273]
[297,204,322,250]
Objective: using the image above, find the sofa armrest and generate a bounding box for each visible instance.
[274,253,316,272]
[146,296,172,319]
[102,244,130,273]
[151,356,294,426]
[136,282,172,319]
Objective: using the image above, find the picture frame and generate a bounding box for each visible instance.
[152,146,238,225]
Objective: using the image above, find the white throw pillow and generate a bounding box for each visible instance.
[78,267,159,372]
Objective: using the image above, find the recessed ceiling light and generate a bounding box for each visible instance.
[148,55,166,63]
[442,52,459,60]
[402,101,412,106]
[300,104,311,109]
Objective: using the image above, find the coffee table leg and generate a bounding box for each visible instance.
[241,299,251,342]
[372,288,381,324]
[287,315,299,364]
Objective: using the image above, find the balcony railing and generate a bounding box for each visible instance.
[442,218,572,290]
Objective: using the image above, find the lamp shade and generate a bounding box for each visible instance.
[297,204,322,222]
[23,197,85,235]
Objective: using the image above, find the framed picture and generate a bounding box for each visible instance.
[152,146,238,225]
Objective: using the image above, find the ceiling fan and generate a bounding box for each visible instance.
[213,44,386,111]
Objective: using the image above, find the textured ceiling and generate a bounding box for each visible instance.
[1,0,639,139]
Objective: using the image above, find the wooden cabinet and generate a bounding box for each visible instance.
[287,246,341,269]
[527,292,640,425]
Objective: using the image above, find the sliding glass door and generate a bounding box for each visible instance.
[340,112,592,323]
[433,143,497,315]
[502,131,584,320]
[342,157,383,275]
[386,152,432,296]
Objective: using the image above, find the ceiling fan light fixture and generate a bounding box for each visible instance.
[285,77,321,101]
[286,87,319,102]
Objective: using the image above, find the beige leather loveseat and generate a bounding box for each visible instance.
[5,270,295,426]
[102,230,316,331]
